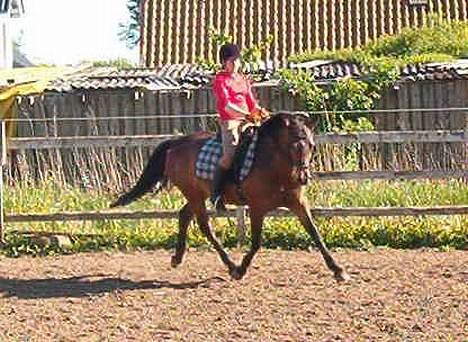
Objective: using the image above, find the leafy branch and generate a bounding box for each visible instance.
[119,0,142,49]
[196,28,273,73]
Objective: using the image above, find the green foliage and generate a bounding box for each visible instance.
[241,35,274,72]
[289,16,467,64]
[365,15,468,59]
[92,58,137,69]
[278,68,381,137]
[279,59,399,122]
[329,77,373,111]
[196,29,273,72]
[1,179,466,257]
[340,117,374,132]
[283,18,468,132]
[278,69,327,110]
[119,0,142,49]
[208,28,233,46]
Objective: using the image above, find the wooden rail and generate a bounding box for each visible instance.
[312,170,467,181]
[6,132,466,182]
[7,130,466,150]
[7,135,176,149]
[1,128,466,240]
[316,130,466,144]
[5,205,468,223]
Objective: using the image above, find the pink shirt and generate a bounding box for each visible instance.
[212,71,258,121]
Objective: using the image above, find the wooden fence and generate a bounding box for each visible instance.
[15,83,468,137]
[0,116,466,241]
[13,81,468,181]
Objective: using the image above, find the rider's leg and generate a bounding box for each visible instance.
[210,120,240,212]
[210,164,229,211]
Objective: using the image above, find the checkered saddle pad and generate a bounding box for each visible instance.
[195,133,259,182]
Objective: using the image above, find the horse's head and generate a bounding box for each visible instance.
[259,113,317,185]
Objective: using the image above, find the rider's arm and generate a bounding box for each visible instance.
[246,82,261,113]
[213,77,229,111]
[225,102,250,116]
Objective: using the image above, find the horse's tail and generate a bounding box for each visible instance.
[110,139,173,208]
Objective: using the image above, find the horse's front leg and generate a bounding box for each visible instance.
[288,197,350,282]
[230,209,265,280]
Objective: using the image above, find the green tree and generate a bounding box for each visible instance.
[119,0,142,49]
[196,28,273,73]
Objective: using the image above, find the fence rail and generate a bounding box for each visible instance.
[313,170,467,181]
[5,108,468,122]
[7,130,466,150]
[1,119,467,242]
[6,205,468,223]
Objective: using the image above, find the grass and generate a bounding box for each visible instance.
[1,179,467,257]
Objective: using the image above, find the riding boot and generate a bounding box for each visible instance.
[210,166,228,213]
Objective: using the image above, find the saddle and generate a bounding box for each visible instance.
[230,124,259,183]
[195,123,259,183]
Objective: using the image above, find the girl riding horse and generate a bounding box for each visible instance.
[211,43,269,212]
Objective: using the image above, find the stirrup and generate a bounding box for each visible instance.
[212,196,227,213]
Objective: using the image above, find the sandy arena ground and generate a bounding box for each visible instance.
[0,249,466,341]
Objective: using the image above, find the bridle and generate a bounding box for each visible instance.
[286,118,315,185]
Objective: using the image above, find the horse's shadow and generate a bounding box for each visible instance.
[0,275,225,300]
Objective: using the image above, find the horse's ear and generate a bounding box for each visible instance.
[299,113,319,132]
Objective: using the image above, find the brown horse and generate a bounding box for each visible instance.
[111,113,349,282]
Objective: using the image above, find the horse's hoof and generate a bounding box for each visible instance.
[229,267,244,280]
[334,270,351,282]
[170,255,183,268]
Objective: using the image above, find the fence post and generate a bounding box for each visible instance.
[464,124,468,184]
[0,120,6,244]
[236,206,246,247]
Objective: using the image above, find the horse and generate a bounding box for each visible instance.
[111,113,350,282]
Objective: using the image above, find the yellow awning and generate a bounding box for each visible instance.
[0,66,79,136]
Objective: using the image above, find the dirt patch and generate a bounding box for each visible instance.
[0,249,466,341]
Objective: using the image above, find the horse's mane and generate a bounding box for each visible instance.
[258,113,307,141]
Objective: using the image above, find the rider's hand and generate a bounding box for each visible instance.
[258,107,271,119]
[247,107,270,123]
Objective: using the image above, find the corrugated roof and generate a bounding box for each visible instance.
[179,59,468,87]
[43,59,468,92]
[46,67,185,92]
[155,64,202,79]
[289,60,468,82]
[290,61,364,81]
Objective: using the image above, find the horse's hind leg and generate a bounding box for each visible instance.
[231,209,265,280]
[171,203,194,268]
[193,203,236,274]
[289,197,350,282]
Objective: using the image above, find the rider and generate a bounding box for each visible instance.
[210,43,268,211]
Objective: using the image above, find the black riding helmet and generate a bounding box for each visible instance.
[219,43,241,63]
